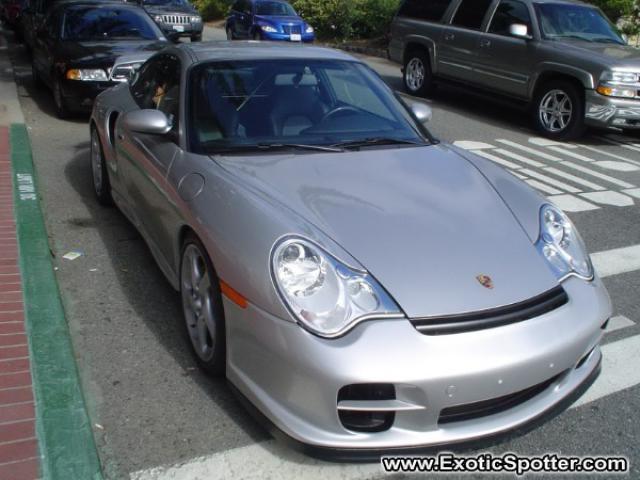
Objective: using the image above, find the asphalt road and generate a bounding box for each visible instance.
[4,25,640,479]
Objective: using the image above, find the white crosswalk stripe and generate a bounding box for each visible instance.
[495,139,562,161]
[132,242,640,480]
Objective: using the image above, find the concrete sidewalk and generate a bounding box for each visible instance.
[0,29,102,480]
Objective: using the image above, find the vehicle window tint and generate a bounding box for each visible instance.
[131,55,181,135]
[231,0,242,11]
[489,0,531,35]
[62,7,159,40]
[397,0,453,22]
[255,1,296,16]
[451,0,493,29]
[324,68,393,121]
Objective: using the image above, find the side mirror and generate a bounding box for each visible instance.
[509,23,531,39]
[122,109,172,135]
[409,101,432,124]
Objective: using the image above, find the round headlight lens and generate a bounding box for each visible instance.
[272,238,402,337]
[538,204,593,280]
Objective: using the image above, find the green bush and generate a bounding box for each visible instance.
[291,0,400,40]
[588,0,634,21]
[193,0,232,21]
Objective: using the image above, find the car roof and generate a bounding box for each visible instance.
[181,41,359,63]
[530,0,591,6]
[52,0,143,9]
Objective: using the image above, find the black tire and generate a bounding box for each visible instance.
[191,33,202,42]
[531,80,585,141]
[226,27,234,40]
[403,49,435,97]
[180,233,226,376]
[90,126,113,206]
[52,78,70,119]
[253,30,261,40]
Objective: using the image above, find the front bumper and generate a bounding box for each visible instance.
[226,275,610,451]
[259,31,314,43]
[61,79,116,111]
[585,89,640,129]
[159,23,203,37]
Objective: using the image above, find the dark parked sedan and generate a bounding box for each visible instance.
[31,0,168,117]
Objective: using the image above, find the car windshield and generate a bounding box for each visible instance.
[142,0,189,6]
[255,1,297,16]
[62,7,159,41]
[535,3,625,44]
[188,59,429,154]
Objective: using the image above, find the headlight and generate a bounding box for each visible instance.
[271,237,403,338]
[305,25,314,33]
[260,24,277,33]
[65,69,108,81]
[190,15,201,23]
[596,84,636,98]
[601,71,638,83]
[154,15,163,23]
[536,204,593,281]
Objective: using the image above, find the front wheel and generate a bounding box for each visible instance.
[180,234,226,376]
[90,126,113,206]
[403,49,435,97]
[191,33,202,42]
[52,78,70,119]
[226,27,234,40]
[532,81,585,140]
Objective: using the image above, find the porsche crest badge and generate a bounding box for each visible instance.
[476,274,494,289]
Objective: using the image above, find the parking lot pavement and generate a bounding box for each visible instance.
[3,28,640,479]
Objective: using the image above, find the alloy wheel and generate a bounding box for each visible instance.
[405,57,425,92]
[181,244,217,362]
[538,89,573,133]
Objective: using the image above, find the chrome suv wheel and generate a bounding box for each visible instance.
[180,235,226,375]
[532,81,585,140]
[403,49,435,97]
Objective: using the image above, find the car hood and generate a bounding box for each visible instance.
[214,145,559,318]
[255,14,304,24]
[145,5,196,15]
[56,40,166,68]
[554,39,640,67]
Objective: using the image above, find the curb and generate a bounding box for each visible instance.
[10,124,103,480]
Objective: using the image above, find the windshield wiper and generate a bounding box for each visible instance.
[210,143,344,154]
[551,34,593,42]
[331,137,428,150]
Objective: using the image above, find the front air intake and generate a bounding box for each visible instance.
[337,384,395,433]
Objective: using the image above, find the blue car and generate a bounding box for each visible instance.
[226,0,314,43]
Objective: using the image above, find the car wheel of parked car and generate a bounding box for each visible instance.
[31,63,42,88]
[52,79,70,119]
[180,234,226,376]
[226,27,234,40]
[403,50,435,97]
[532,81,585,140]
[90,126,113,206]
[191,33,202,42]
[253,31,261,40]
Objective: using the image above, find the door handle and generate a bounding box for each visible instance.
[444,33,455,41]
[480,39,491,48]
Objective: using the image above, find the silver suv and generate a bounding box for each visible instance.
[389,0,640,140]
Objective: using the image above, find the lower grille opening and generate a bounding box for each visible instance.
[338,384,395,433]
[438,372,565,425]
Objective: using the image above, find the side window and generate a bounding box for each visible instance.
[489,0,532,35]
[451,0,493,30]
[398,0,453,22]
[130,55,181,134]
[231,0,241,11]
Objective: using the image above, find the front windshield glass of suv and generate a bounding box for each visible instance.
[536,3,625,44]
[62,7,159,40]
[142,0,189,7]
[255,1,297,16]
[188,59,429,154]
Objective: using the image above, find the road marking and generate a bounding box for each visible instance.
[576,144,640,167]
[452,140,495,150]
[623,188,640,199]
[542,167,605,191]
[548,194,599,212]
[605,315,635,334]
[473,150,522,170]
[572,334,640,408]
[592,244,640,278]
[519,169,582,193]
[593,161,640,172]
[547,146,596,162]
[525,179,563,195]
[598,136,640,153]
[494,148,546,168]
[560,161,635,189]
[580,191,634,207]
[496,140,562,161]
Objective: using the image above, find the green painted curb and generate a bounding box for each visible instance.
[10,124,104,480]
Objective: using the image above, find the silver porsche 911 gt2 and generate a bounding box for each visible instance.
[90,41,611,456]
